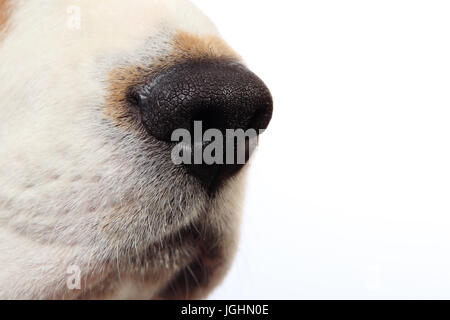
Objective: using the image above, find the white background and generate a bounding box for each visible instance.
[191,0,450,299]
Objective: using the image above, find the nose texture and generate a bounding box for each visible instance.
[132,60,273,190]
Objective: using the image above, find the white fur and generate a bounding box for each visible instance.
[0,0,249,299]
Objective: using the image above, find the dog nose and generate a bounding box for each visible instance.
[131,60,273,190]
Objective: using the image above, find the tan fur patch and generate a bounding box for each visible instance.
[172,31,240,62]
[0,0,12,41]
[105,31,241,131]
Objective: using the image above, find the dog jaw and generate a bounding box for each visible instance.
[0,0,249,299]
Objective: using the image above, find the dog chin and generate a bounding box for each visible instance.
[81,178,245,300]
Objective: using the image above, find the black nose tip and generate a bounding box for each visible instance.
[131,60,273,190]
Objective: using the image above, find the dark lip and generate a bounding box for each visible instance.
[177,137,255,195]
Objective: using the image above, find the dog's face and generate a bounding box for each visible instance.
[0,0,272,299]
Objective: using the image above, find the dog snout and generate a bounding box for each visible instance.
[131,60,273,190]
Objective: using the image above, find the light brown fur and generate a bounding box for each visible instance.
[105,31,241,130]
[0,0,12,41]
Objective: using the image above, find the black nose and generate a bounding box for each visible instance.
[131,60,273,190]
